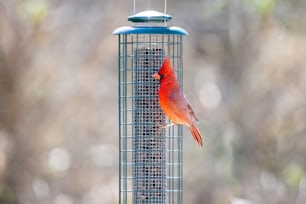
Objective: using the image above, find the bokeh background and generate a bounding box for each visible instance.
[1,0,306,204]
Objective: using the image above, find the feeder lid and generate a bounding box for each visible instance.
[113,26,187,35]
[113,10,188,35]
[128,10,172,23]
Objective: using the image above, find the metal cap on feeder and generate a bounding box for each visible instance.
[114,6,187,204]
[113,10,187,35]
[128,10,172,23]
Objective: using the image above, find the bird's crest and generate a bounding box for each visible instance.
[158,57,175,76]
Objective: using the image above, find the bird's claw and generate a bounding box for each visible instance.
[161,123,175,129]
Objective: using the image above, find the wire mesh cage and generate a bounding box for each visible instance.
[113,10,187,204]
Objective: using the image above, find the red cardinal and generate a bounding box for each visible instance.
[153,57,203,147]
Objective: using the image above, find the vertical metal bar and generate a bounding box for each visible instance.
[131,34,136,204]
[178,35,183,203]
[118,34,122,204]
[123,34,128,204]
[171,35,175,203]
[161,34,166,204]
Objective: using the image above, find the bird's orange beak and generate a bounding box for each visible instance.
[152,72,161,80]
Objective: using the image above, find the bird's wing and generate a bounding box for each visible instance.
[186,102,199,123]
[167,89,199,125]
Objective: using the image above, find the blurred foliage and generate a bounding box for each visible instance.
[18,0,48,23]
[0,0,306,204]
[248,0,275,16]
[0,185,14,204]
[283,162,304,190]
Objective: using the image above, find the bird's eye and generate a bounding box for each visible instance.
[159,74,165,80]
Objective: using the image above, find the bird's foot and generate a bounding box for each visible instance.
[155,122,175,135]
[161,123,175,129]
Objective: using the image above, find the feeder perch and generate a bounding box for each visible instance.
[113,9,187,204]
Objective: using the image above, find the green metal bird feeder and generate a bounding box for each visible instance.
[113,6,187,204]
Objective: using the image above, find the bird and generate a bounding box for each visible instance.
[152,57,203,147]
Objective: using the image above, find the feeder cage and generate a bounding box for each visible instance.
[113,9,187,204]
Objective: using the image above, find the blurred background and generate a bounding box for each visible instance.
[1,0,306,203]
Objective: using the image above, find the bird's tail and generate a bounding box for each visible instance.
[189,124,203,147]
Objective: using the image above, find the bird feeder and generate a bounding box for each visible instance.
[113,8,187,204]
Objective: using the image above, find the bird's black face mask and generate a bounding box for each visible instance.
[159,73,165,81]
